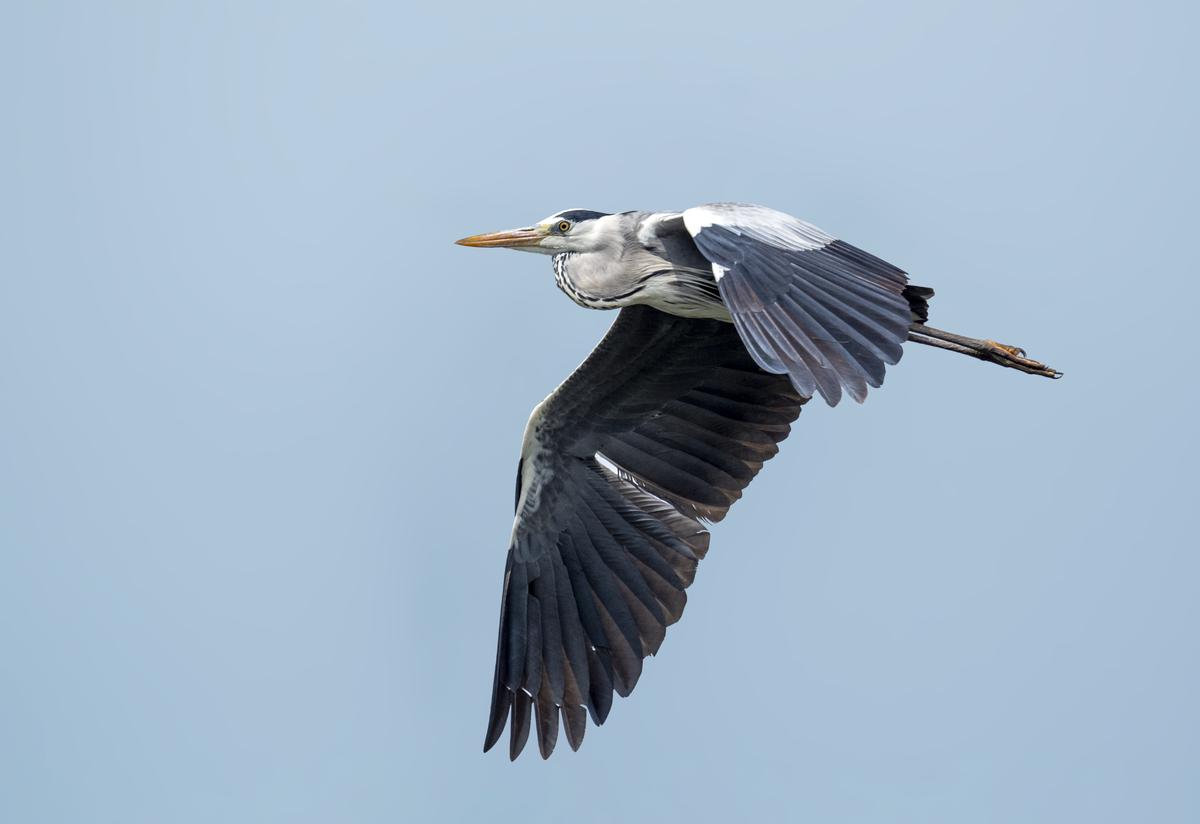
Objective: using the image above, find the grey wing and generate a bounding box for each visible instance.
[486,305,806,759]
[683,203,918,406]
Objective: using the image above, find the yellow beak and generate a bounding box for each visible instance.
[454,226,546,248]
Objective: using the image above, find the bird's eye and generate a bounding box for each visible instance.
[557,221,572,233]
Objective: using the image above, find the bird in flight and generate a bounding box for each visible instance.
[456,203,1059,760]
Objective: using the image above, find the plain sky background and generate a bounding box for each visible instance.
[2,2,1198,822]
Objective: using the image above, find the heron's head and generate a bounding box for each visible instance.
[455,209,613,255]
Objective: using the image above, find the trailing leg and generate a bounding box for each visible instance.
[908,323,1062,379]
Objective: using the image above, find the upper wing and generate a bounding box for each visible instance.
[683,203,917,406]
[486,306,805,759]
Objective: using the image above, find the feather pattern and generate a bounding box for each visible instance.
[484,306,805,758]
[682,203,917,405]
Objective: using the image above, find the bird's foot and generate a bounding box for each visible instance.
[985,340,1025,358]
[982,340,1062,379]
[908,323,1063,379]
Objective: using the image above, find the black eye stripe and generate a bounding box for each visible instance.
[553,209,610,223]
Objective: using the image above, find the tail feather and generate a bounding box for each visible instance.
[904,285,935,324]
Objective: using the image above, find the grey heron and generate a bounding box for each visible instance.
[456,203,1059,760]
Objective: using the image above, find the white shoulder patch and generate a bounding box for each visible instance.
[681,205,722,236]
[683,203,834,252]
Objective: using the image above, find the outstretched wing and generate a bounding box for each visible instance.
[683,203,917,406]
[487,305,805,759]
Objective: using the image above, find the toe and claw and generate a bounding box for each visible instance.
[981,339,1062,378]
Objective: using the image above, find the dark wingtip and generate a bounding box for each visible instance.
[509,691,532,760]
[483,684,511,754]
[563,704,587,751]
[535,697,559,759]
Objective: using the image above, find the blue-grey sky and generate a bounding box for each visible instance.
[2,2,1197,822]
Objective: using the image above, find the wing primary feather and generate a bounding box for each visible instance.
[561,656,588,750]
[483,682,511,753]
[630,554,688,624]
[535,674,559,759]
[503,558,528,692]
[567,481,668,627]
[551,550,591,703]
[592,596,643,696]
[574,478,687,592]
[556,529,625,715]
[586,646,614,725]
[509,689,532,761]
[563,702,587,751]
[532,558,566,704]
[613,574,667,655]
[561,477,676,623]
[484,555,516,753]
[556,533,617,675]
[523,596,543,698]
[563,508,645,661]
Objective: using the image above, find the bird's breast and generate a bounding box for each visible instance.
[551,252,729,320]
[551,252,638,310]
